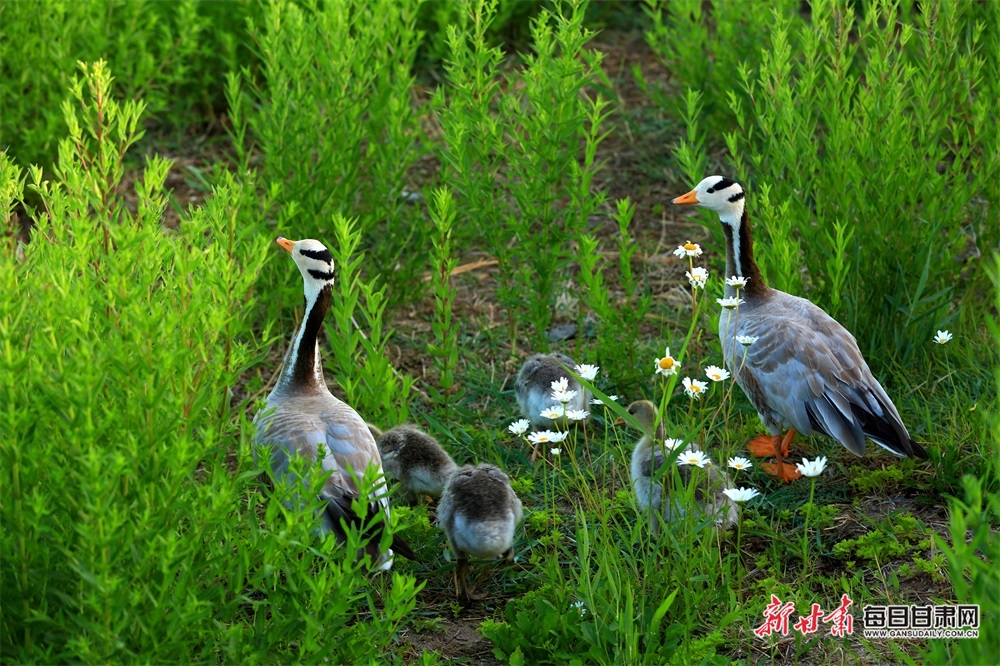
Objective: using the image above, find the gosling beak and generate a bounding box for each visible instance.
[613,416,625,426]
[276,237,296,253]
[672,190,700,205]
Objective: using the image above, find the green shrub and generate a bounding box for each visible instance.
[0,61,419,663]
[236,0,427,305]
[433,0,611,351]
[0,0,253,169]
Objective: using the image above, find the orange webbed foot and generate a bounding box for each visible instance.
[746,434,776,457]
[746,430,796,457]
[760,461,803,482]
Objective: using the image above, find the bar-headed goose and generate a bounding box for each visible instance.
[254,237,415,568]
[672,177,928,481]
[622,400,738,532]
[515,352,589,428]
[437,463,523,603]
[369,424,458,505]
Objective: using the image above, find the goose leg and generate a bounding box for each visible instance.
[454,556,470,602]
[455,557,487,603]
[747,429,796,457]
[760,433,803,482]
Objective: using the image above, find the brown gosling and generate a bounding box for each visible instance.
[370,424,458,505]
[623,400,739,534]
[437,463,523,603]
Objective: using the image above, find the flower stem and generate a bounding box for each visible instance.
[801,478,817,576]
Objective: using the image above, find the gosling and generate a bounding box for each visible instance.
[623,400,739,534]
[437,463,523,603]
[515,352,589,429]
[369,424,458,505]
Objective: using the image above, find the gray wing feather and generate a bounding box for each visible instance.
[721,292,912,456]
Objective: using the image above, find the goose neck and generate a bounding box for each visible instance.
[723,208,768,299]
[275,284,331,393]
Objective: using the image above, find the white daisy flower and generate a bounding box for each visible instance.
[704,365,731,382]
[682,376,708,400]
[933,330,953,345]
[528,431,559,445]
[673,240,703,258]
[539,405,564,420]
[508,419,530,436]
[722,486,761,503]
[549,431,569,443]
[736,335,758,346]
[727,456,753,471]
[795,456,828,478]
[686,266,709,289]
[654,348,680,377]
[663,438,686,451]
[725,276,749,288]
[677,449,711,468]
[550,447,562,456]
[565,409,589,421]
[550,377,569,393]
[572,600,587,616]
[590,395,619,406]
[717,297,745,310]
[574,363,599,381]
[553,389,579,404]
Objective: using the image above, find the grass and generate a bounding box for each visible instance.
[1,0,998,663]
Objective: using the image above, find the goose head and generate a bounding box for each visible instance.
[672,176,745,227]
[624,400,658,431]
[277,237,335,299]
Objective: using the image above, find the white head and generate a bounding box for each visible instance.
[672,176,745,227]
[276,237,335,301]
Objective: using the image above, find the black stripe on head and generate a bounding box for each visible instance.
[706,177,736,194]
[727,191,745,203]
[308,269,335,281]
[300,248,333,263]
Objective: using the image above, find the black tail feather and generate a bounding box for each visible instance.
[324,494,418,561]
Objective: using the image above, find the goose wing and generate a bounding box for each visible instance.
[726,294,922,457]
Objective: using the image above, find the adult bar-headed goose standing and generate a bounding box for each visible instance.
[672,177,928,481]
[254,237,415,567]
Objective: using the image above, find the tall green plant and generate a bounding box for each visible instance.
[326,213,412,426]
[239,0,427,304]
[0,0,251,168]
[427,187,461,405]
[434,0,610,351]
[576,198,653,386]
[644,0,800,135]
[0,62,420,663]
[722,0,999,362]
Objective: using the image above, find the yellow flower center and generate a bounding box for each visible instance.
[691,384,703,393]
[659,357,674,370]
[683,242,697,251]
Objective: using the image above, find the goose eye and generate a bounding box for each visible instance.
[707,187,716,194]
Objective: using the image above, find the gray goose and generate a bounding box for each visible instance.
[254,237,415,568]
[622,401,738,533]
[437,463,523,603]
[672,177,928,481]
[515,352,589,429]
[368,424,458,505]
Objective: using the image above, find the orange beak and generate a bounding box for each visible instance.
[276,237,296,253]
[672,190,700,205]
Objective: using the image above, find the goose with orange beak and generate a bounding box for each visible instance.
[672,178,927,481]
